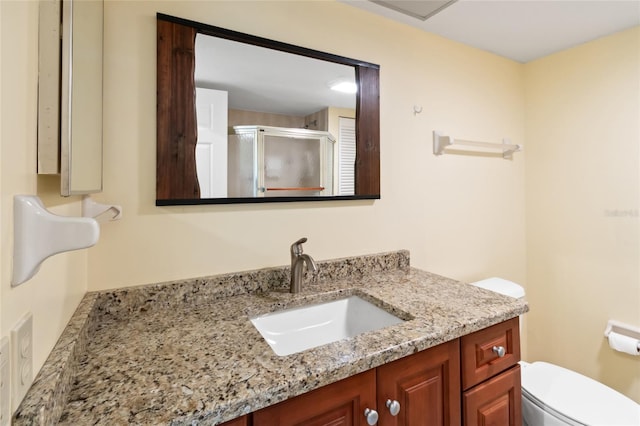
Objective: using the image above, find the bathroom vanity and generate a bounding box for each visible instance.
[239,317,520,426]
[13,251,527,425]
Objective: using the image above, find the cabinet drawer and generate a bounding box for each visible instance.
[463,364,522,426]
[461,317,520,390]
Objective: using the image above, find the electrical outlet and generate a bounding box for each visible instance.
[11,313,32,413]
[0,337,10,426]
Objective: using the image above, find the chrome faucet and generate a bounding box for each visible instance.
[290,237,318,293]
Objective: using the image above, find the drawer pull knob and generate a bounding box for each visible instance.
[386,399,401,416]
[364,408,378,425]
[493,345,506,357]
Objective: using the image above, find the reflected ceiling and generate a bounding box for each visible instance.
[195,34,356,116]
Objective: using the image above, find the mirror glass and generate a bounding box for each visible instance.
[156,14,380,205]
[194,34,356,198]
[61,0,104,195]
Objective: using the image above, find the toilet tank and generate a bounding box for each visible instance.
[471,277,526,337]
[470,277,525,299]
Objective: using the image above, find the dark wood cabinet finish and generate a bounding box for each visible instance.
[376,340,461,426]
[221,415,251,426]
[461,318,522,426]
[253,369,376,426]
[253,341,461,426]
[460,317,520,390]
[463,365,522,426]
[234,319,522,426]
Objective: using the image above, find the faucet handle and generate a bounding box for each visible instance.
[291,237,308,255]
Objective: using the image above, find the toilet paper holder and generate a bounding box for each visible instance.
[604,320,640,352]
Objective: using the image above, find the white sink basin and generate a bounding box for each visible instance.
[250,295,404,356]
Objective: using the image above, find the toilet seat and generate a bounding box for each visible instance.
[521,362,640,425]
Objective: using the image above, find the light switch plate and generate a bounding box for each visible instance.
[11,313,32,413]
[0,337,10,426]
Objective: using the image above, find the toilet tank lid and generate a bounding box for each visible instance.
[521,362,640,425]
[470,277,525,299]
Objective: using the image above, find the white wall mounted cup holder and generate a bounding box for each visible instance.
[12,195,100,286]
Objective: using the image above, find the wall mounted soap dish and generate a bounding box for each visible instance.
[11,195,119,286]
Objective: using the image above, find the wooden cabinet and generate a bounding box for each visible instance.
[460,317,520,390]
[253,341,460,426]
[463,365,521,426]
[221,415,251,426]
[461,317,522,426]
[246,318,521,426]
[376,340,460,426]
[252,369,376,425]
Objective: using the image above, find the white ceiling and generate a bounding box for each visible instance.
[342,0,640,63]
[195,1,639,117]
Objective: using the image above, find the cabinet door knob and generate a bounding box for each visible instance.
[364,408,379,425]
[492,345,506,357]
[386,399,401,416]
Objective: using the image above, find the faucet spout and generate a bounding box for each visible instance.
[290,238,318,293]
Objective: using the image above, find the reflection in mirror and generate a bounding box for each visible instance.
[226,125,337,197]
[194,34,356,198]
[156,14,380,205]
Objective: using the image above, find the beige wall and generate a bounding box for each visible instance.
[5,0,637,410]
[0,0,3,337]
[0,0,521,406]
[0,0,88,405]
[525,27,640,402]
[0,0,3,341]
[91,0,525,294]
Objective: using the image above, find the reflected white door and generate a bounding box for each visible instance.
[195,88,228,198]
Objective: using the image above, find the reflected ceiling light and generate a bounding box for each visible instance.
[329,80,357,93]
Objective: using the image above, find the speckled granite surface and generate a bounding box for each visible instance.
[14,250,527,425]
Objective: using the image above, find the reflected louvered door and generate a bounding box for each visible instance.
[338,117,356,195]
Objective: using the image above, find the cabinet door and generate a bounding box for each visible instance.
[253,369,376,426]
[376,340,461,426]
[221,415,250,426]
[463,365,522,426]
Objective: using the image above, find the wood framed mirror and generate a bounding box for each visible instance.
[156,14,379,205]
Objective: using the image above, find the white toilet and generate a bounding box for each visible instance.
[471,278,640,426]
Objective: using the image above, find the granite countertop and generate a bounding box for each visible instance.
[14,251,528,425]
